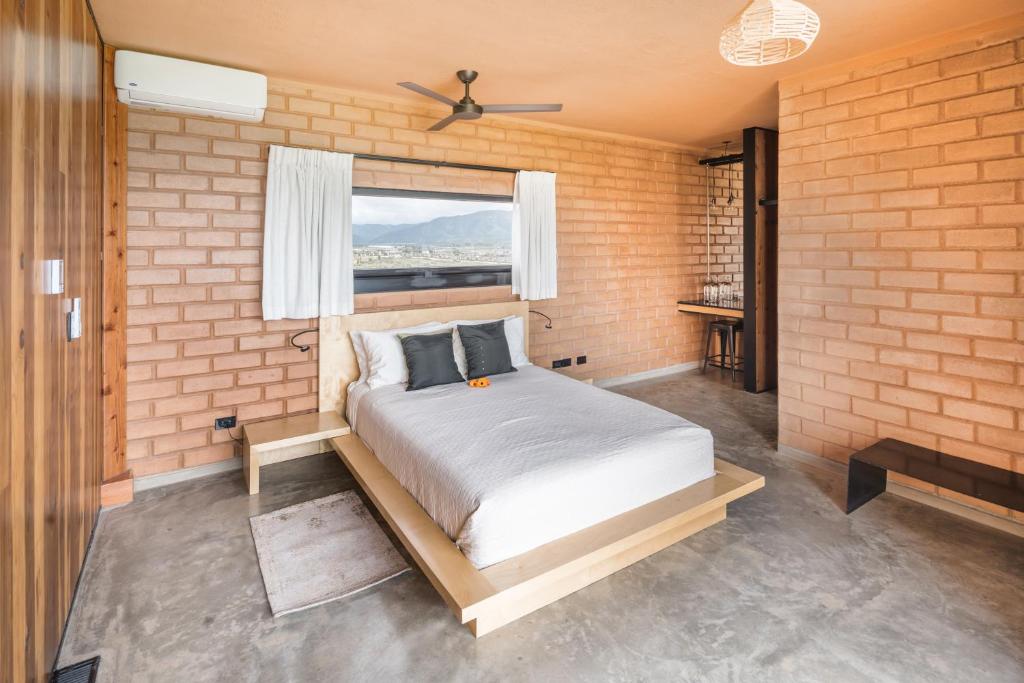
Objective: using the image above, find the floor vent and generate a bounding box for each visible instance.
[50,656,100,683]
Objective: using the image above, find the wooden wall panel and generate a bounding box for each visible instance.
[101,43,131,503]
[1,1,105,681]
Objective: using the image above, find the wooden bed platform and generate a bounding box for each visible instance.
[319,301,765,636]
[331,433,763,636]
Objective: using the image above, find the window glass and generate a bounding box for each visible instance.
[352,193,512,270]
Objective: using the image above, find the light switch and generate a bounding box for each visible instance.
[41,259,64,294]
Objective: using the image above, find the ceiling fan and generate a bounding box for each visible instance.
[398,69,563,131]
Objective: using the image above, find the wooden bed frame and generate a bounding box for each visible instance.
[319,301,765,637]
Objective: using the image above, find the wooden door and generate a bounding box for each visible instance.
[1,1,105,680]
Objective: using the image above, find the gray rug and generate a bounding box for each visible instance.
[250,491,408,617]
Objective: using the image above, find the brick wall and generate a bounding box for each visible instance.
[123,79,709,477]
[701,162,744,290]
[777,29,1024,522]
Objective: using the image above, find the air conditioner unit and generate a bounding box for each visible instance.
[114,51,267,122]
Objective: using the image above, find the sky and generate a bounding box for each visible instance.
[352,195,511,226]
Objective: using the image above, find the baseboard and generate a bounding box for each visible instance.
[886,482,1024,540]
[100,471,134,507]
[134,457,243,493]
[595,361,700,388]
[134,440,333,493]
[775,444,1024,537]
[776,444,846,475]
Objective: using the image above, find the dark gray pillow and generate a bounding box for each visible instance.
[457,320,517,380]
[400,330,464,391]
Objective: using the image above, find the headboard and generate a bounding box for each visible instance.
[318,299,530,416]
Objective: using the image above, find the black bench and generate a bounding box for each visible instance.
[846,438,1024,514]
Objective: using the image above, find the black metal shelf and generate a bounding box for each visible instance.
[698,152,744,167]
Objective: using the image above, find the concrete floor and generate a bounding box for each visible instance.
[59,370,1024,682]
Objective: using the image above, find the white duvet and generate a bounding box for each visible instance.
[350,366,715,569]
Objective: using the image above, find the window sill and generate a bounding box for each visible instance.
[354,265,511,294]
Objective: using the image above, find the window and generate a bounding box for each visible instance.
[352,188,513,293]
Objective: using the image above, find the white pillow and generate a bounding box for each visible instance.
[503,315,530,367]
[451,315,530,378]
[349,330,370,383]
[353,322,448,389]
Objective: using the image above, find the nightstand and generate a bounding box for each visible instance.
[242,411,350,494]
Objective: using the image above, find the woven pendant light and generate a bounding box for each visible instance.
[720,0,820,66]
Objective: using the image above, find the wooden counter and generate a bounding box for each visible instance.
[676,300,744,319]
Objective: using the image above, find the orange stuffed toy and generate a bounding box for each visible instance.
[468,377,490,388]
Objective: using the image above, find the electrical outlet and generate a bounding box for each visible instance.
[214,416,237,430]
[576,355,587,365]
[552,358,571,369]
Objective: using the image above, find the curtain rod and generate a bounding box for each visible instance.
[354,153,520,175]
[698,152,744,167]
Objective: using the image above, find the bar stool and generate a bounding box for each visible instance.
[702,318,743,381]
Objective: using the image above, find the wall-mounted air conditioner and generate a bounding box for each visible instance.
[114,50,267,122]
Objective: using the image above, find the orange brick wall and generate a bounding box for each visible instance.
[701,162,744,290]
[123,79,710,477]
[777,29,1024,522]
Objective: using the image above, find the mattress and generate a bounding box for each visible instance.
[349,366,716,569]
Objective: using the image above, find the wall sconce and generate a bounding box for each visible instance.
[529,310,553,329]
[289,328,317,352]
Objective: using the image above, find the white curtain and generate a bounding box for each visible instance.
[262,145,354,320]
[511,171,558,300]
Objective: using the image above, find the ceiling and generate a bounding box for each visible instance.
[92,0,1022,147]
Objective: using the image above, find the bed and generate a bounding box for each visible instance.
[319,301,764,636]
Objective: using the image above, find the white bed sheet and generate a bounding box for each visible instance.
[350,366,715,569]
[346,380,372,432]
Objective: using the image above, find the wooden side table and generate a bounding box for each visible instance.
[242,411,351,494]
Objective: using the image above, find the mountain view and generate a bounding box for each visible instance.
[352,208,512,270]
[354,209,511,247]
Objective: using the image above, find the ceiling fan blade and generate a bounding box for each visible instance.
[397,81,458,107]
[481,103,563,113]
[427,113,465,131]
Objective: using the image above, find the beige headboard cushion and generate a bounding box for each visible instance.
[318,299,531,415]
